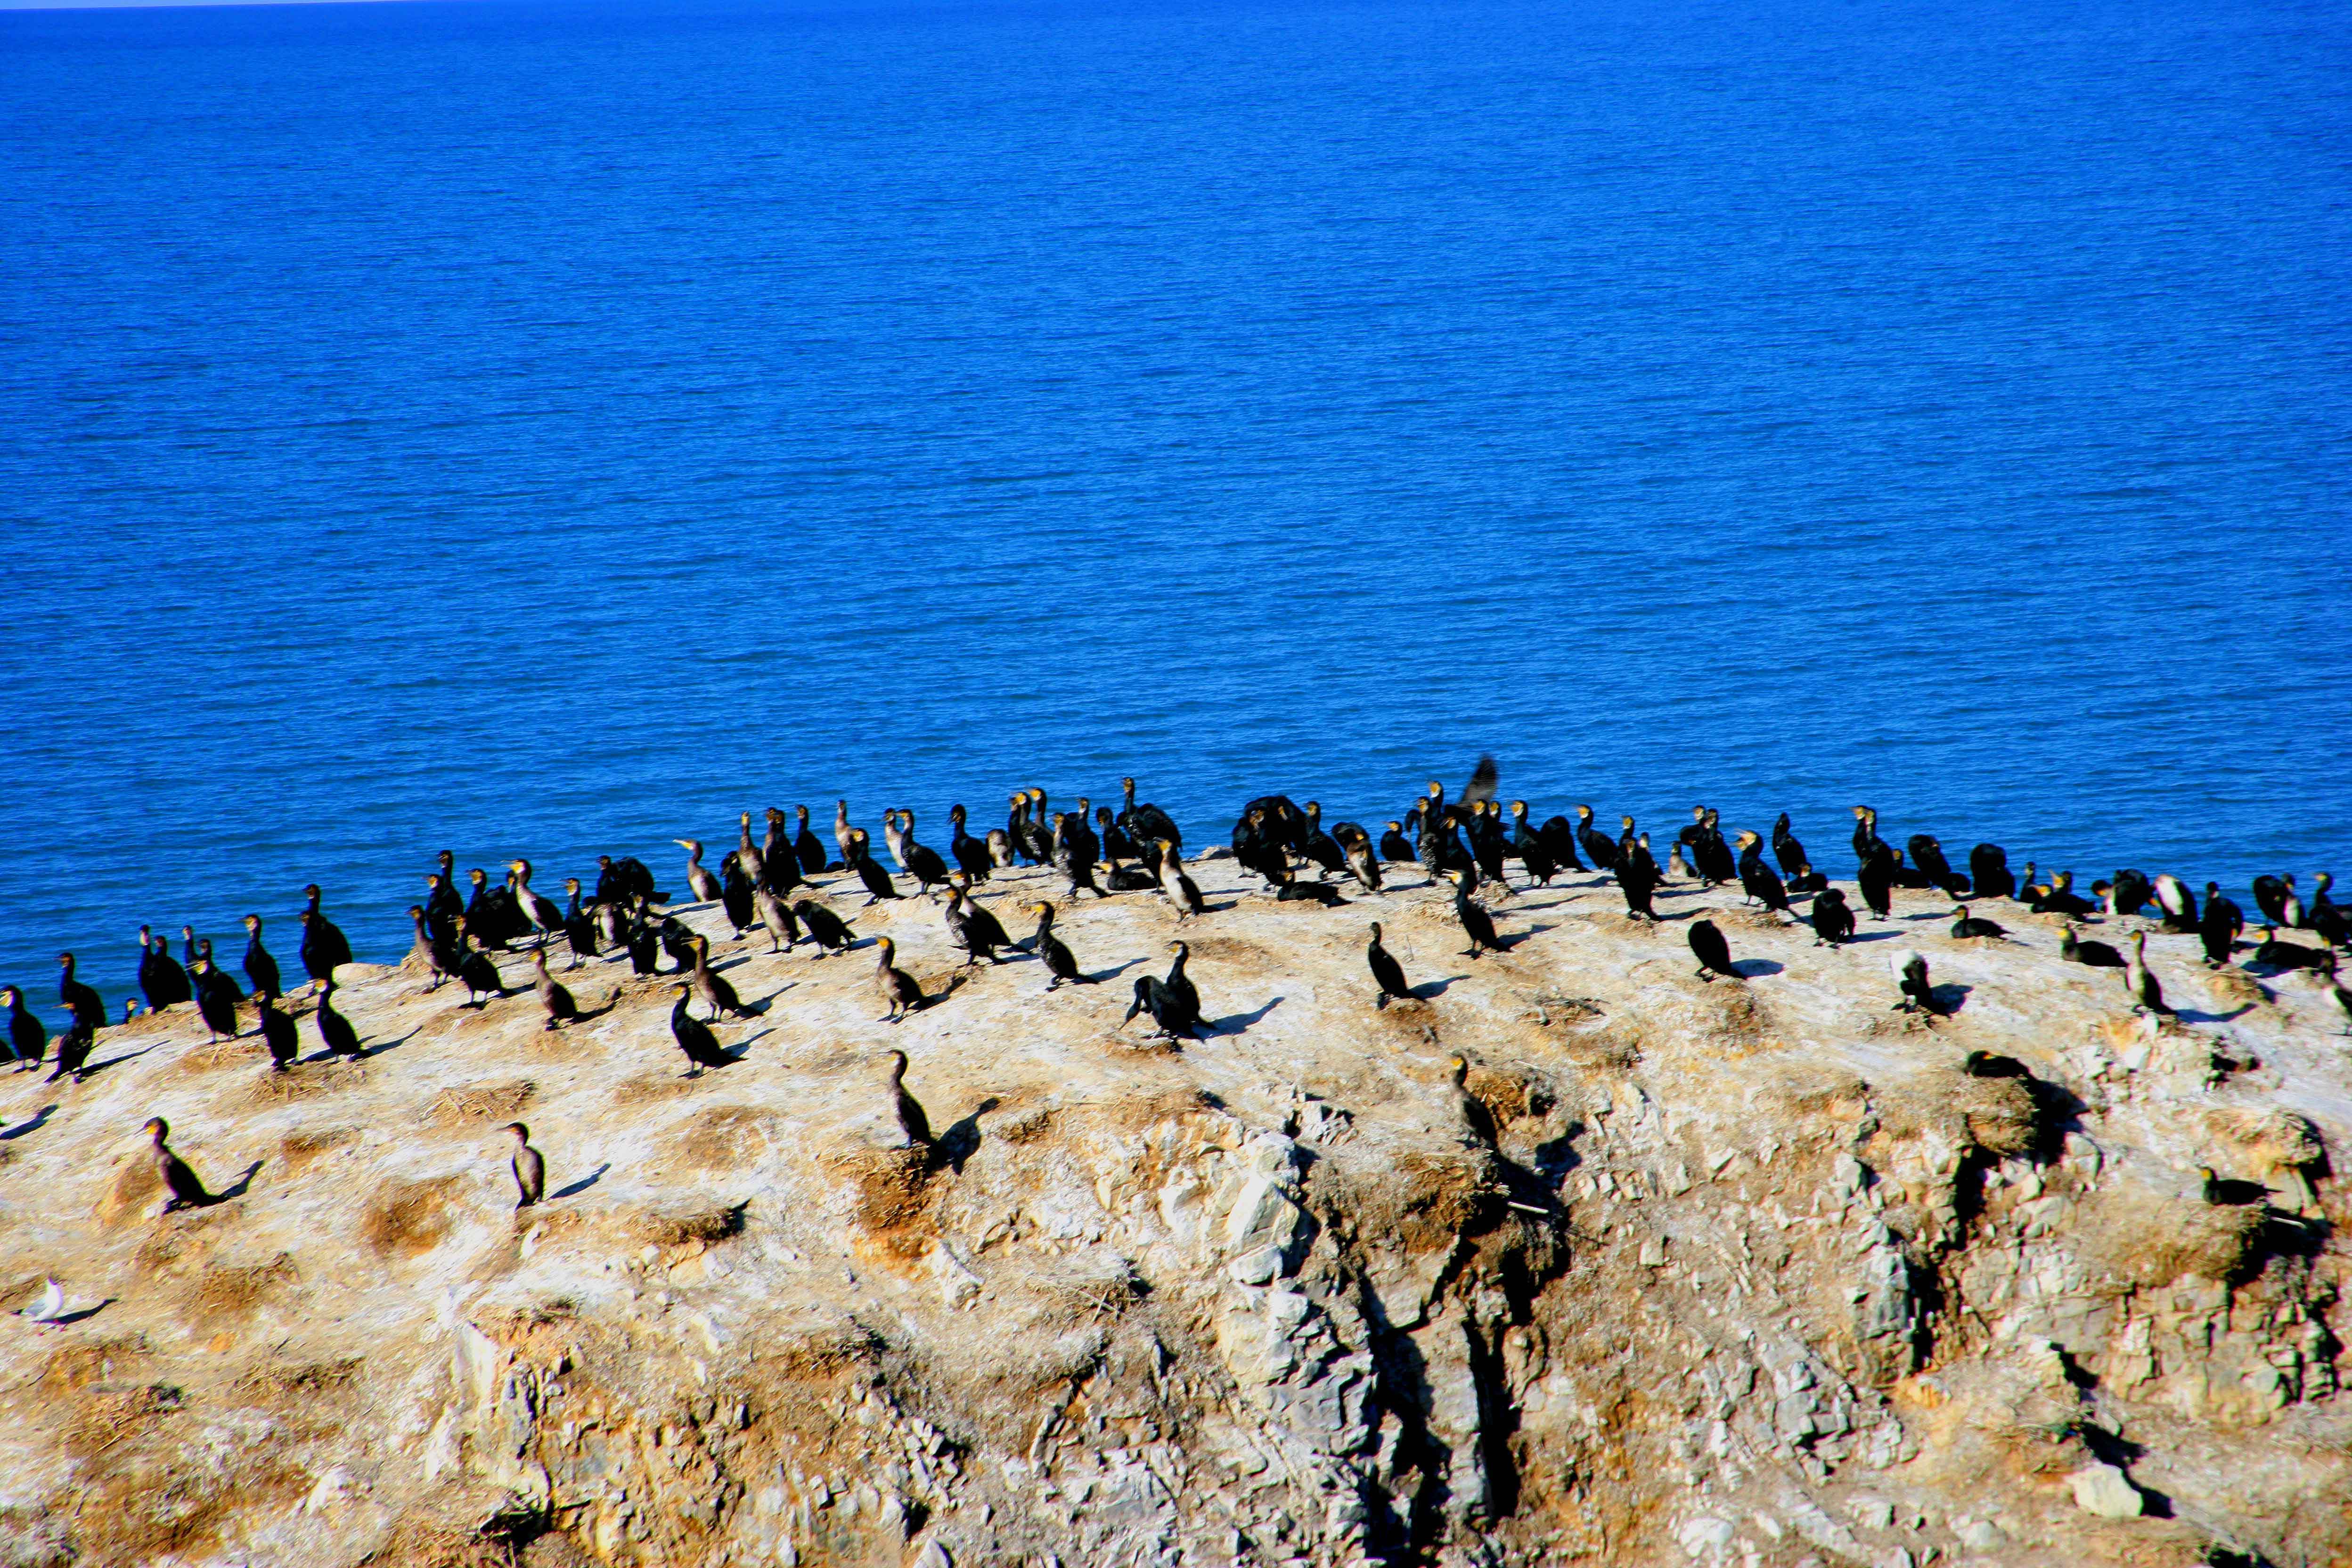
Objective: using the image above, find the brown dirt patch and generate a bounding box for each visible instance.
[678,1105,784,1168]
[183,1039,260,1071]
[2205,967,2270,1009]
[766,1319,884,1380]
[187,1253,296,1320]
[612,1070,702,1106]
[233,1067,345,1109]
[278,1126,359,1172]
[997,1106,1057,1145]
[627,1202,746,1252]
[98,1154,164,1227]
[826,1145,936,1261]
[362,1176,461,1258]
[1325,1150,1494,1255]
[427,1078,536,1128]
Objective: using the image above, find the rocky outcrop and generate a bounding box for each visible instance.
[0,849,2344,1567]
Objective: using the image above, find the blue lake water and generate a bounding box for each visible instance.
[2,0,2348,1016]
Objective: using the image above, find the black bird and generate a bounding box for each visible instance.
[686,935,752,1020]
[1096,805,1140,871]
[669,984,733,1074]
[1692,810,1737,887]
[2060,924,2125,967]
[760,808,803,895]
[512,859,565,942]
[844,831,902,905]
[1962,1050,2029,1079]
[1118,776,1183,855]
[944,880,1015,965]
[2037,872,2095,918]
[1950,905,2009,940]
[1613,849,1658,922]
[793,897,858,956]
[2106,868,2154,920]
[2199,1167,2269,1208]
[1687,919,1736,982]
[793,806,830,874]
[560,879,599,969]
[240,915,282,998]
[948,805,994,882]
[887,1049,932,1148]
[2199,882,2245,967]
[533,948,586,1029]
[424,873,466,945]
[255,989,298,1071]
[315,981,363,1057]
[1891,949,1944,1015]
[897,810,954,900]
[1339,826,1385,890]
[1029,902,1087,990]
[1772,814,1812,883]
[456,932,509,1007]
[1735,832,1791,918]
[503,1122,545,1208]
[1908,835,1968,896]
[2,985,46,1070]
[144,1117,212,1212]
[1233,806,1291,885]
[57,952,105,1040]
[1509,803,1557,886]
[299,885,353,989]
[1857,842,1897,921]
[138,926,192,1009]
[718,852,757,936]
[2252,874,2290,928]
[189,958,242,1041]
[1160,939,1202,1024]
[1272,868,1347,905]
[1446,1055,1498,1148]
[1052,814,1106,900]
[1124,973,1201,1040]
[755,885,801,954]
[595,853,656,906]
[1379,821,1416,863]
[1810,888,1856,946]
[50,1017,95,1082]
[1968,842,2016,900]
[2153,874,2200,932]
[2123,931,2170,1015]
[2252,926,2328,972]
[1297,803,1346,881]
[1537,813,1585,874]
[1444,870,1505,957]
[874,937,927,1024]
[1365,921,1411,1006]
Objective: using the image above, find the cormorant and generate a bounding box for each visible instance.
[1052,814,1104,900]
[1297,803,1345,881]
[1029,902,1086,989]
[2106,868,2154,920]
[836,800,861,866]
[1067,800,1101,871]
[1272,868,1347,905]
[754,885,801,953]
[315,981,363,1057]
[2322,953,2350,1035]
[240,916,281,999]
[874,937,925,1023]
[676,839,723,905]
[560,879,598,968]
[987,827,1014,869]
[255,989,298,1071]
[1096,805,1139,870]
[1509,802,1556,886]
[881,808,914,874]
[1908,835,1967,896]
[669,984,732,1073]
[2251,874,2289,927]
[887,1049,932,1148]
[2252,927,2328,972]
[1574,807,1620,872]
[57,952,104,1041]
[624,904,665,975]
[503,1122,544,1208]
[844,830,902,905]
[139,926,191,1009]
[2199,882,2244,967]
[1857,842,1896,921]
[2,986,46,1070]
[2060,924,2125,967]
[944,880,1014,965]
[2038,872,2095,918]
[1687,918,1736,982]
[299,885,352,990]
[2282,874,2306,931]
[531,949,582,1030]
[408,906,459,990]
[1968,842,2016,900]
[760,808,802,894]
[1119,777,1183,854]
[687,934,752,1019]
[456,931,508,1007]
[1538,812,1584,873]
[1342,829,1385,891]
[1693,810,1737,887]
[465,867,525,947]
[2123,931,2170,1015]
[1810,888,1855,946]
[1159,841,1206,922]
[1950,906,2009,940]
[718,850,757,934]
[1379,821,1416,863]
[1613,847,1658,922]
[1443,870,1505,957]
[1366,921,1411,1006]
[512,859,564,942]
[1773,814,1812,883]
[948,805,994,882]
[424,873,465,944]
[2153,874,2199,932]
[793,898,857,956]
[1020,789,1057,866]
[1470,802,1511,890]
[144,1117,212,1213]
[735,811,769,887]
[1447,1056,1497,1148]
[1891,949,1943,1015]
[793,805,829,874]
[1735,831,1792,918]
[2199,1166,2269,1208]
[1124,943,1203,1039]
[2313,874,2348,950]
[1233,807,1290,885]
[595,853,655,906]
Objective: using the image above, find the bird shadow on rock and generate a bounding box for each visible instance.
[1209,996,1283,1035]
[1082,957,1147,985]
[2,1104,57,1140]
[50,1298,116,1326]
[551,1162,611,1201]
[935,1097,1002,1175]
[212,1160,266,1205]
[747,986,795,1013]
[74,1045,160,1080]
[357,1028,424,1061]
[2172,1004,2254,1025]
[727,1028,778,1053]
[1845,931,1904,943]
[1930,984,1972,1014]
[1729,959,1785,978]
[1406,975,1471,1001]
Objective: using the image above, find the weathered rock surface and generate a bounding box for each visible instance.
[1,850,2346,1567]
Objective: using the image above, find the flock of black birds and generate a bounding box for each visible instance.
[7,765,2348,1217]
